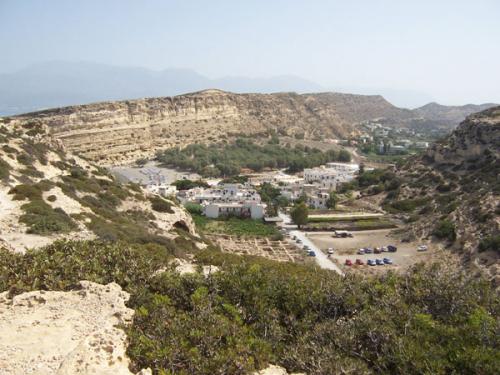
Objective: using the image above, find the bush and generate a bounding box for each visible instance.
[0,158,10,180]
[149,196,174,213]
[478,235,500,254]
[184,202,203,215]
[1,242,498,374]
[433,219,456,241]
[47,195,57,202]
[0,240,172,295]
[172,179,209,191]
[20,201,77,234]
[9,183,44,200]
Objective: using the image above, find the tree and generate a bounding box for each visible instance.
[326,192,338,209]
[359,162,365,175]
[290,202,308,228]
[338,149,351,162]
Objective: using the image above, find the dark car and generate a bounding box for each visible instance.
[376,259,384,265]
[367,259,376,266]
[308,250,316,257]
[387,245,397,252]
[374,247,381,254]
[364,247,373,254]
[355,259,364,265]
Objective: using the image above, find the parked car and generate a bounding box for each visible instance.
[327,248,334,254]
[345,259,353,266]
[376,259,384,265]
[387,245,397,252]
[334,231,353,238]
[357,248,365,255]
[292,235,297,240]
[380,246,388,252]
[303,245,310,251]
[383,257,393,264]
[374,247,381,254]
[355,259,364,265]
[308,250,316,257]
[367,259,376,266]
[296,239,302,244]
[364,247,373,254]
[417,245,428,251]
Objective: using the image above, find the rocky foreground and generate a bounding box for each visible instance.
[0,281,148,375]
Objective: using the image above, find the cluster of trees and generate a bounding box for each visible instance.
[258,182,289,216]
[156,139,351,177]
[1,241,498,374]
[171,179,209,191]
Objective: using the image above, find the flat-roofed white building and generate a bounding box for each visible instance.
[204,201,266,219]
[304,163,358,189]
[177,183,261,205]
[306,191,330,209]
[146,183,177,197]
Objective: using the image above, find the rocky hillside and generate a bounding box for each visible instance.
[383,106,499,281]
[7,90,495,166]
[412,102,497,130]
[0,118,198,253]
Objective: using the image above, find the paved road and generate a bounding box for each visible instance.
[279,212,344,276]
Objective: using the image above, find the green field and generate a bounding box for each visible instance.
[192,214,281,237]
[308,214,385,223]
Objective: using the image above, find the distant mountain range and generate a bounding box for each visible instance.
[1,61,497,134]
[0,61,323,115]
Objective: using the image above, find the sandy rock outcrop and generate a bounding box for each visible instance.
[10,90,409,165]
[0,281,148,375]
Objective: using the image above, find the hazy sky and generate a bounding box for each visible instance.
[1,0,499,106]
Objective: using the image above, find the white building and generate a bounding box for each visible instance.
[177,183,261,205]
[204,201,266,219]
[306,191,330,210]
[146,183,177,197]
[303,162,359,190]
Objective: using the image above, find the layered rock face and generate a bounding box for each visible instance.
[10,90,408,165]
[426,106,500,165]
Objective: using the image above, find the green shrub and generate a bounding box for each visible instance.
[47,195,57,202]
[2,144,17,154]
[19,167,44,178]
[433,219,456,241]
[0,240,172,294]
[16,153,34,166]
[149,196,174,213]
[1,241,498,374]
[387,198,430,213]
[20,200,77,234]
[9,184,43,200]
[184,202,203,215]
[478,235,500,254]
[0,158,10,179]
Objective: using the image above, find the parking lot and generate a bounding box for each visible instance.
[307,229,434,272]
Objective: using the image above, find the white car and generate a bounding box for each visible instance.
[417,245,428,251]
[357,248,365,255]
[327,248,334,254]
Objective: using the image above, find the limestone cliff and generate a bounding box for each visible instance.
[9,90,411,165]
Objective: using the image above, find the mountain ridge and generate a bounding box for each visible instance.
[6,89,497,165]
